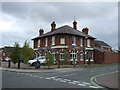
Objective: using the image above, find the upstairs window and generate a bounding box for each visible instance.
[45,37,48,46]
[80,37,83,46]
[87,39,90,47]
[72,36,76,45]
[52,36,55,45]
[38,39,40,47]
[60,38,65,44]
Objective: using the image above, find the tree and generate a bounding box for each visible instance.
[45,52,54,68]
[9,42,21,68]
[22,40,34,64]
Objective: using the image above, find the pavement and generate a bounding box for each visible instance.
[91,71,119,90]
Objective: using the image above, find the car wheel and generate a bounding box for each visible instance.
[32,62,36,66]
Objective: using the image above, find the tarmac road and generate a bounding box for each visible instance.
[2,65,119,89]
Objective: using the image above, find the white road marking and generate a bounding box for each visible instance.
[25,73,29,75]
[109,67,118,69]
[73,81,80,83]
[50,77,56,78]
[64,79,71,82]
[33,76,39,78]
[78,83,86,86]
[29,75,33,77]
[68,82,76,84]
[89,86,99,88]
[45,78,51,80]
[39,77,43,78]
[82,82,91,85]
[59,80,67,83]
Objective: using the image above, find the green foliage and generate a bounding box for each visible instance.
[22,40,34,64]
[45,52,54,68]
[9,42,21,64]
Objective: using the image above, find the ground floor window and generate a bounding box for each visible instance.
[51,51,56,60]
[60,53,64,61]
[85,51,88,61]
[80,53,83,61]
[70,51,77,61]
[90,52,93,61]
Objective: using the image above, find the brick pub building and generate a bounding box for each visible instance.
[32,20,96,65]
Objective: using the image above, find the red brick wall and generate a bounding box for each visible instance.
[94,50,104,64]
[33,34,94,48]
[104,52,119,64]
[94,49,119,64]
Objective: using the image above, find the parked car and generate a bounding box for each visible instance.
[5,57,11,62]
[28,56,46,66]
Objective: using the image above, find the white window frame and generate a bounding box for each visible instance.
[38,39,40,47]
[90,52,93,61]
[72,36,76,45]
[45,37,48,46]
[80,53,83,61]
[87,39,90,47]
[60,53,64,61]
[70,51,77,61]
[80,37,83,46]
[60,38,65,44]
[51,51,56,60]
[52,36,55,45]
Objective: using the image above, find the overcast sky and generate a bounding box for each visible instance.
[0,2,118,50]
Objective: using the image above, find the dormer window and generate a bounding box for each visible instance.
[52,36,55,45]
[38,39,40,47]
[72,36,76,45]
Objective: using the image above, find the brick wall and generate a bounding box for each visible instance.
[94,49,119,64]
[104,52,119,64]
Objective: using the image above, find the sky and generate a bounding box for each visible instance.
[0,1,119,50]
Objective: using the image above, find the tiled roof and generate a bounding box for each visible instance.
[95,40,111,48]
[4,47,22,53]
[94,47,109,52]
[32,25,95,40]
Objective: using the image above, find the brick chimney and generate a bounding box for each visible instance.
[39,29,44,36]
[82,27,89,34]
[51,21,56,32]
[73,20,77,30]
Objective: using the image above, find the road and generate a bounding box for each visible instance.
[2,65,118,88]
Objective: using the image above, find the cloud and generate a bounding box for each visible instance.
[1,2,118,49]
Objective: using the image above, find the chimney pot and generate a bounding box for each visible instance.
[39,29,44,36]
[73,20,77,30]
[51,21,56,32]
[82,27,89,34]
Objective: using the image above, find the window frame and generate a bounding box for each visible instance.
[72,36,76,45]
[60,38,65,44]
[87,39,91,47]
[80,37,83,46]
[45,37,48,46]
[52,36,55,45]
[60,52,64,61]
[38,39,40,47]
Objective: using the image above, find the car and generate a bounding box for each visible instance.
[5,57,11,62]
[28,56,46,66]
